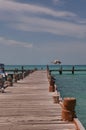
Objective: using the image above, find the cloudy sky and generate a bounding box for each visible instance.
[0,0,86,65]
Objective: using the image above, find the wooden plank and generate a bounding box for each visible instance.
[0,70,77,130]
[74,118,85,130]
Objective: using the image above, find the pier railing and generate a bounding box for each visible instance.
[0,69,36,93]
[49,67,86,74]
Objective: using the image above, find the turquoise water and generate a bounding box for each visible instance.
[5,65,47,70]
[4,64,86,128]
[50,65,86,129]
[52,74,86,128]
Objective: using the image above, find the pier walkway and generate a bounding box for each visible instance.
[0,70,77,130]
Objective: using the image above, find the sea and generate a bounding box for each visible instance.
[4,64,86,129]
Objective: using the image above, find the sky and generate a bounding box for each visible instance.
[0,0,86,65]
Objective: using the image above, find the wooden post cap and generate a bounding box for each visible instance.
[63,97,76,111]
[53,94,59,103]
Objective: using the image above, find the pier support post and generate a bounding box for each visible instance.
[49,81,55,92]
[7,75,13,86]
[72,66,74,74]
[59,66,62,75]
[61,97,76,121]
[13,74,17,83]
[49,76,55,92]
[53,93,59,103]
[47,67,55,92]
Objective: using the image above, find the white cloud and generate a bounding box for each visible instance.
[0,37,33,48]
[0,0,76,18]
[9,16,86,38]
[0,0,86,38]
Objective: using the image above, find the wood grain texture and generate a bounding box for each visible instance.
[0,70,77,130]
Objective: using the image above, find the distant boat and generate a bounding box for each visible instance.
[51,60,61,64]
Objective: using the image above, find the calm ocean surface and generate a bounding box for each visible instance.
[5,65,86,128]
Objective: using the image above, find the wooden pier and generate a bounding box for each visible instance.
[50,69,86,74]
[0,70,84,130]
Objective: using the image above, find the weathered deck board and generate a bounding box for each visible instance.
[0,70,77,130]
